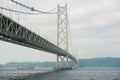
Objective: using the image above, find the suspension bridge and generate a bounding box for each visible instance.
[0,0,78,71]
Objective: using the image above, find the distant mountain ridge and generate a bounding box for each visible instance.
[79,57,120,67]
[0,57,120,67]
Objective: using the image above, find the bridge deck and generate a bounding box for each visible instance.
[0,13,77,63]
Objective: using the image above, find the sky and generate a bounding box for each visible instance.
[0,0,120,64]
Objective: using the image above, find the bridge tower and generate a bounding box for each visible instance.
[56,4,69,69]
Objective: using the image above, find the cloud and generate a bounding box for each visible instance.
[69,0,120,59]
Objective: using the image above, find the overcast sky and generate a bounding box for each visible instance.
[0,0,120,64]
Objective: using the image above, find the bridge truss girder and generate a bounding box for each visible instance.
[0,13,77,64]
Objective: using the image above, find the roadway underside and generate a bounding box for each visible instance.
[0,12,77,63]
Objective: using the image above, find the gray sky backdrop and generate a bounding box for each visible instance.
[0,0,120,64]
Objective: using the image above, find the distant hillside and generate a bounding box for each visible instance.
[1,57,120,67]
[0,64,3,67]
[79,57,120,67]
[4,62,56,67]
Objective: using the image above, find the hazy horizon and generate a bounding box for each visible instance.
[0,55,120,65]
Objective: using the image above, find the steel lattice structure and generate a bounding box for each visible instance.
[56,4,71,68]
[0,12,77,64]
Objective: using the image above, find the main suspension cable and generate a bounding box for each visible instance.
[0,7,56,15]
[10,0,57,14]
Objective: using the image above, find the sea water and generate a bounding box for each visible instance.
[0,67,120,80]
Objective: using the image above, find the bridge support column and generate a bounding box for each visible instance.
[55,4,69,69]
[56,55,60,69]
